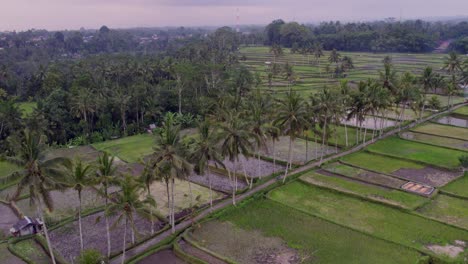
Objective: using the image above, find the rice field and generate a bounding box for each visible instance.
[92,134,154,163]
[400,131,468,151]
[411,123,468,141]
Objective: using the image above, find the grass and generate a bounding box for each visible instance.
[411,123,468,141]
[339,151,423,174]
[145,179,223,216]
[268,181,468,261]
[400,131,468,151]
[442,173,468,198]
[217,199,422,264]
[0,243,24,263]
[92,134,154,163]
[321,162,406,188]
[13,239,50,264]
[366,136,466,169]
[453,106,468,116]
[417,194,468,230]
[0,160,20,179]
[17,102,36,117]
[300,172,427,210]
[304,125,371,148]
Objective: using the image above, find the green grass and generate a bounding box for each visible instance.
[268,181,468,261]
[321,162,406,188]
[13,239,50,264]
[218,199,422,264]
[453,106,468,116]
[0,160,20,179]
[0,243,24,263]
[400,131,468,151]
[17,102,36,117]
[304,125,371,148]
[442,173,468,198]
[366,136,466,169]
[411,123,468,141]
[92,134,154,162]
[340,151,423,174]
[300,172,427,210]
[417,194,468,230]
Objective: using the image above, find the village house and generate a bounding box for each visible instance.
[10,216,43,237]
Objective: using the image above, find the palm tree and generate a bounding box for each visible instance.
[270,44,283,63]
[313,43,324,76]
[328,49,341,65]
[274,92,309,182]
[265,122,280,172]
[190,120,225,208]
[95,152,118,259]
[2,130,68,264]
[443,52,463,76]
[219,111,254,204]
[64,158,95,251]
[151,113,192,233]
[419,67,436,120]
[315,87,338,162]
[107,175,155,264]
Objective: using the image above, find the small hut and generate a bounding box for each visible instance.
[10,216,43,237]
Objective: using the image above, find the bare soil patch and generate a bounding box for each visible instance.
[50,211,162,263]
[213,155,285,178]
[393,167,461,187]
[436,116,468,128]
[0,204,18,235]
[427,244,465,259]
[190,221,300,264]
[179,239,226,264]
[137,249,187,264]
[342,116,397,130]
[189,172,247,193]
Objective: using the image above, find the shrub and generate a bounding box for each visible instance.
[459,155,468,171]
[78,249,106,264]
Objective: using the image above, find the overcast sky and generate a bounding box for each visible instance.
[1,0,467,31]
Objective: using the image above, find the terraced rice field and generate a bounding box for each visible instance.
[453,106,468,116]
[417,194,468,230]
[411,123,468,141]
[268,181,468,262]
[400,131,468,151]
[436,115,468,128]
[299,172,427,210]
[92,134,154,163]
[442,173,468,198]
[366,136,466,170]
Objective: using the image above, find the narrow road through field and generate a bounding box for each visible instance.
[111,102,467,264]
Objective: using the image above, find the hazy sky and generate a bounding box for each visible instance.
[1,0,467,31]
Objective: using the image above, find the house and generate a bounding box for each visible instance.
[10,216,43,237]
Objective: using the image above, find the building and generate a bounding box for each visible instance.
[10,216,43,237]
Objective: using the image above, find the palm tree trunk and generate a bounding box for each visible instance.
[188,181,193,207]
[344,123,348,147]
[147,188,154,234]
[320,119,328,164]
[305,133,309,162]
[272,140,277,172]
[121,218,127,264]
[207,166,213,208]
[104,186,111,258]
[314,133,318,158]
[232,161,237,205]
[241,162,252,189]
[171,178,176,233]
[78,191,84,251]
[355,118,359,145]
[256,146,261,178]
[283,136,293,183]
[37,202,56,264]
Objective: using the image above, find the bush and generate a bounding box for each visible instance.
[459,155,468,171]
[89,131,104,144]
[78,249,106,264]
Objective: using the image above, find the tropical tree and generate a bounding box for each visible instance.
[107,175,155,264]
[189,120,224,208]
[443,52,463,76]
[64,158,95,251]
[270,44,283,63]
[328,49,341,65]
[2,130,68,264]
[274,92,309,181]
[219,111,254,204]
[313,43,324,76]
[95,152,118,259]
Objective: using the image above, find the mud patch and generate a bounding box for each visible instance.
[393,167,461,187]
[137,249,187,264]
[427,244,464,259]
[189,172,247,193]
[0,204,18,236]
[436,116,468,128]
[213,155,285,178]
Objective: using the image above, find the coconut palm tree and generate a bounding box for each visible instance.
[151,113,192,233]
[95,152,118,259]
[313,43,324,76]
[64,158,95,251]
[219,111,254,204]
[419,67,436,120]
[443,52,463,76]
[107,175,155,264]
[2,130,68,264]
[265,122,281,172]
[274,92,309,182]
[189,120,225,208]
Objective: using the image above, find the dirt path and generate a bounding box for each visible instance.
[110,102,468,264]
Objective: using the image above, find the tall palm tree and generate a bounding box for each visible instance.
[2,130,68,264]
[64,158,95,251]
[419,67,436,120]
[315,87,338,162]
[328,49,341,65]
[443,52,463,76]
[274,92,309,182]
[151,113,192,233]
[313,43,324,76]
[219,111,254,204]
[107,175,155,264]
[190,120,224,208]
[265,122,281,172]
[95,152,118,259]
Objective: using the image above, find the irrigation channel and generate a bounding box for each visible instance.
[110,102,468,264]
